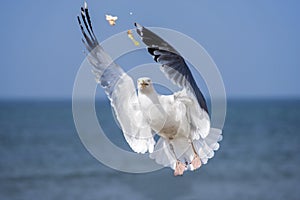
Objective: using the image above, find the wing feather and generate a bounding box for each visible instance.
[78,3,154,153]
[135,23,209,114]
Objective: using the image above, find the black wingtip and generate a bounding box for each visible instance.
[134,22,144,37]
[148,47,160,62]
[147,47,155,55]
[77,2,99,51]
[134,22,143,29]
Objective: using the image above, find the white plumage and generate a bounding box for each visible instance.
[78,2,222,176]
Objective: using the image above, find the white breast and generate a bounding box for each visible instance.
[138,90,189,140]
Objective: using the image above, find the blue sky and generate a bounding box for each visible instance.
[0,0,299,99]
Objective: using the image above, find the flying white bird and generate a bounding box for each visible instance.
[77,2,222,176]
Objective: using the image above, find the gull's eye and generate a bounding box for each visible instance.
[147,79,151,83]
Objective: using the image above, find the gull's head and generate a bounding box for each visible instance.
[137,77,153,92]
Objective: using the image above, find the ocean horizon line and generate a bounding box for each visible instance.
[0,96,299,103]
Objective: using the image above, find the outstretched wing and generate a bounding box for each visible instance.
[78,3,155,153]
[135,23,211,139]
[135,23,208,114]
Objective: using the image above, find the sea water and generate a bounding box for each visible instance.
[0,99,299,200]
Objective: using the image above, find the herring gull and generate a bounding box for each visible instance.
[77,2,222,176]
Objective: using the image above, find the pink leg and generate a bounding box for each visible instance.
[174,160,186,176]
[190,142,202,170]
[191,154,201,170]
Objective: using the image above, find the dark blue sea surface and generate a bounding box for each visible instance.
[0,99,299,200]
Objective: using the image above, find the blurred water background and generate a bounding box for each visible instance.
[0,99,299,200]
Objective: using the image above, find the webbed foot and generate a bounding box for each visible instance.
[174,160,186,176]
[191,154,201,170]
